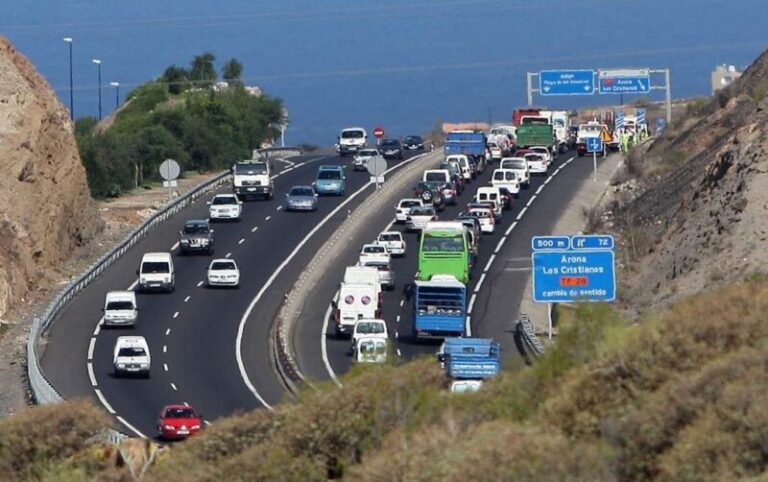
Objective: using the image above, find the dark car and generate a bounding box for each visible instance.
[402,135,425,150]
[497,187,514,209]
[179,219,214,255]
[380,138,404,160]
[413,181,446,211]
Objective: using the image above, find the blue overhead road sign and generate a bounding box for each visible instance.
[539,70,594,96]
[532,234,616,303]
[532,236,571,251]
[586,137,603,153]
[598,68,651,94]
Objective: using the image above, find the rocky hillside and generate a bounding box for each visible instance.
[610,47,768,312]
[0,36,102,319]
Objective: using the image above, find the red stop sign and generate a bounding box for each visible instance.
[373,126,385,138]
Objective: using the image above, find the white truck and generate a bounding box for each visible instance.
[336,127,368,156]
[233,159,273,200]
[541,110,569,153]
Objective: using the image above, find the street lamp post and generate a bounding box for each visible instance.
[109,81,120,109]
[63,38,73,120]
[92,59,102,120]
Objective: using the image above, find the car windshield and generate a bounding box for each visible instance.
[211,261,236,271]
[341,130,364,139]
[423,234,464,252]
[290,187,314,196]
[525,154,544,162]
[106,301,134,311]
[425,172,446,182]
[211,196,236,205]
[399,200,420,208]
[364,246,386,254]
[488,142,498,148]
[118,347,145,357]
[318,170,341,180]
[164,408,197,419]
[410,207,435,216]
[405,136,421,143]
[234,162,267,175]
[502,160,526,170]
[184,224,209,234]
[382,140,399,147]
[468,210,490,218]
[356,322,385,334]
[141,261,169,274]
[379,233,401,242]
[532,148,548,154]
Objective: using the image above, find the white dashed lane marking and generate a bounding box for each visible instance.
[251,226,258,232]
[184,296,190,302]
[197,280,204,287]
[265,216,271,221]
[164,364,169,372]
[238,238,245,245]
[170,383,178,391]
[165,328,171,336]
[173,311,179,319]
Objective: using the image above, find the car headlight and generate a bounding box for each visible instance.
[191,424,201,430]
[181,239,189,244]
[140,363,149,369]
[164,424,175,430]
[164,277,171,283]
[117,363,126,369]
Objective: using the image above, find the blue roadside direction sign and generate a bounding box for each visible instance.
[598,68,651,95]
[532,234,616,303]
[586,137,603,153]
[539,70,594,96]
[656,117,666,134]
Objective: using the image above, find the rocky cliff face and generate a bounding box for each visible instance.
[611,48,768,312]
[0,36,102,319]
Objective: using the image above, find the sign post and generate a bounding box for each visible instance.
[159,158,181,202]
[532,234,616,338]
[586,137,603,183]
[366,156,387,190]
[373,126,385,145]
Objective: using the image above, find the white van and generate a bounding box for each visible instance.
[337,127,368,156]
[334,283,380,336]
[446,155,472,181]
[343,266,382,302]
[500,157,530,187]
[491,169,520,194]
[422,169,451,184]
[355,337,388,363]
[113,336,151,378]
[475,187,503,218]
[103,291,138,327]
[137,252,175,293]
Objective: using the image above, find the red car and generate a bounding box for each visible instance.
[157,404,202,440]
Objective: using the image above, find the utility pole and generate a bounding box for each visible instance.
[110,81,120,109]
[63,38,74,120]
[92,59,102,120]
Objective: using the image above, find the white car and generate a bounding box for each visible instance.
[207,258,240,287]
[377,231,406,256]
[359,243,391,265]
[405,206,437,232]
[524,153,548,174]
[446,154,472,181]
[491,169,521,195]
[353,149,380,171]
[500,157,530,187]
[487,142,502,162]
[351,318,389,349]
[208,194,242,221]
[466,207,495,234]
[395,198,423,223]
[113,336,151,378]
[450,380,483,393]
[354,337,388,364]
[531,146,553,165]
[103,291,138,327]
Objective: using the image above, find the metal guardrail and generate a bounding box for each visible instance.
[27,169,233,405]
[517,313,545,357]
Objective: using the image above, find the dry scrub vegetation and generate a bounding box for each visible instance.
[5,278,768,480]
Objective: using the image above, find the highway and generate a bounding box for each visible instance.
[294,150,595,382]
[40,150,426,438]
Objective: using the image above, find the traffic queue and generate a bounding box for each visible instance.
[331,126,561,391]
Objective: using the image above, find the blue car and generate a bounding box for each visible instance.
[313,165,346,196]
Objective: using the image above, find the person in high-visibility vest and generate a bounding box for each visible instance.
[620,131,628,153]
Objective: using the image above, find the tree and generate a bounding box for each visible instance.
[221,58,244,86]
[189,52,217,88]
[162,65,190,95]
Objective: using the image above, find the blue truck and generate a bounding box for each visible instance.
[440,337,501,379]
[413,276,467,339]
[445,131,487,160]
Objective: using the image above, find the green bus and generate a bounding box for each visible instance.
[418,222,470,284]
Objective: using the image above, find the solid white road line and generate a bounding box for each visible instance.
[116,416,147,439]
[171,241,180,251]
[465,315,472,337]
[95,389,116,414]
[93,318,103,337]
[240,152,427,401]
[87,362,97,386]
[320,303,342,387]
[484,254,496,273]
[87,337,96,360]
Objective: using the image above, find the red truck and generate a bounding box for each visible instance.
[512,108,543,126]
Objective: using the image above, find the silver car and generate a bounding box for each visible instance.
[353,149,380,171]
[285,185,318,211]
[360,259,395,291]
[405,206,437,232]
